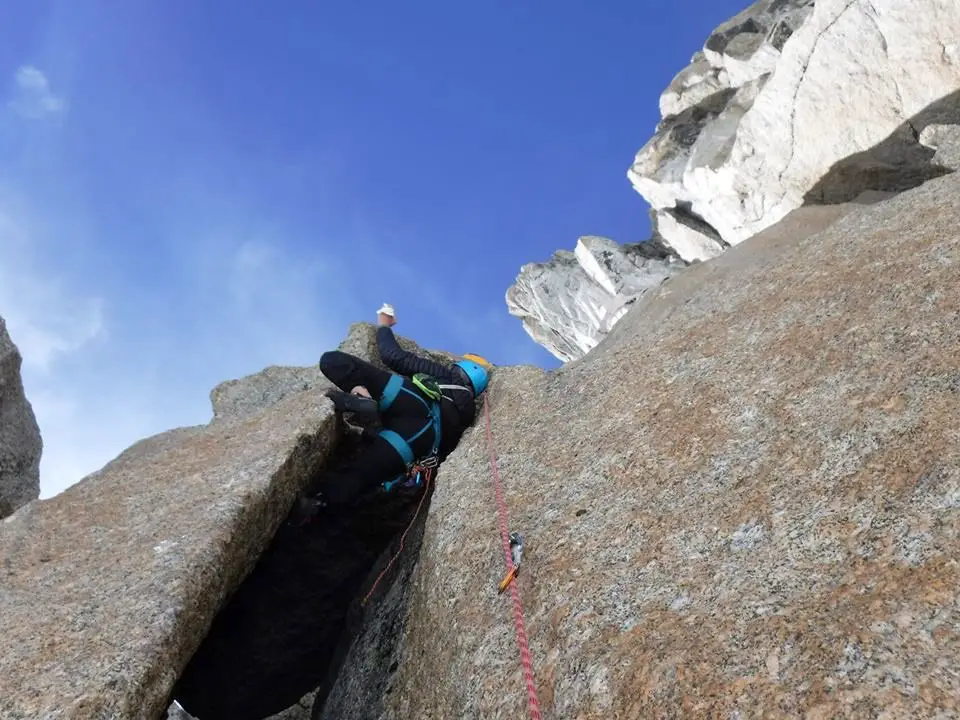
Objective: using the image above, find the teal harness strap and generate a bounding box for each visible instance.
[378,374,443,492]
[379,374,404,412]
[426,400,442,457]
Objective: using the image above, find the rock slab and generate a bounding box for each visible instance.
[506,236,685,361]
[0,386,338,719]
[919,123,960,172]
[629,0,960,257]
[0,315,42,518]
[375,171,960,717]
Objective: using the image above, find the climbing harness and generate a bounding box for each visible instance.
[483,395,542,720]
[360,464,434,607]
[377,373,443,491]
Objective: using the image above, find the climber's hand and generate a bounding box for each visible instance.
[324,387,351,412]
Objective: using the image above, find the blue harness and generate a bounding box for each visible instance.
[376,374,442,491]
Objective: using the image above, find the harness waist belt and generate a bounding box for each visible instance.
[376,373,444,491]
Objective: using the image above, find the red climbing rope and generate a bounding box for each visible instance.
[483,394,543,720]
[360,467,433,607]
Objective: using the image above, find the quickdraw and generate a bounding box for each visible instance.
[497,532,524,594]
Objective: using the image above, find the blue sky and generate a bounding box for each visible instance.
[0,0,747,497]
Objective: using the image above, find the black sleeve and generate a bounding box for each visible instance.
[376,326,461,383]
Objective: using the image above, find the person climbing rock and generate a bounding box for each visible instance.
[372,302,491,457]
[299,303,491,516]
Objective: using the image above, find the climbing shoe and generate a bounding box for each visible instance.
[324,388,380,424]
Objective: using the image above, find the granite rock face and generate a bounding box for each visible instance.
[361,172,960,718]
[172,324,450,720]
[629,0,960,257]
[506,236,685,362]
[0,315,42,519]
[511,0,960,362]
[312,490,431,720]
[919,123,960,172]
[0,384,338,718]
[210,366,331,425]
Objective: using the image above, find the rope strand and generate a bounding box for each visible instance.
[483,395,543,720]
[360,468,432,607]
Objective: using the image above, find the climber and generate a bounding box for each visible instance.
[302,303,491,513]
[371,303,491,455]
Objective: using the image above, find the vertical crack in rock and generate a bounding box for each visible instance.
[170,424,436,720]
[862,0,889,55]
[169,324,453,720]
[778,0,863,185]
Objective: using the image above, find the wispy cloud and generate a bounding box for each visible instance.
[0,196,114,497]
[0,196,105,372]
[0,59,355,498]
[8,65,66,119]
[1,201,353,498]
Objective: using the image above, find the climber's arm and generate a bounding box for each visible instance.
[375,326,463,382]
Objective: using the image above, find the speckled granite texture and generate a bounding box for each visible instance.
[373,173,960,718]
[0,315,42,519]
[0,387,337,719]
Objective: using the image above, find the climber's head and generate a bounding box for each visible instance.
[455,354,492,396]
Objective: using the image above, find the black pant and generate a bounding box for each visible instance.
[318,351,437,505]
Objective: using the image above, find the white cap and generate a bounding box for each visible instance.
[377,303,395,317]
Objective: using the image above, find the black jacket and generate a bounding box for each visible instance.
[375,326,478,460]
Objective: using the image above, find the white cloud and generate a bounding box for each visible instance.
[0,190,358,499]
[0,291,105,376]
[8,65,66,119]
[0,205,105,374]
[0,201,114,496]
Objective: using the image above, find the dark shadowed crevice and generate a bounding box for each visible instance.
[168,420,435,720]
[704,17,763,56]
[667,202,730,248]
[804,89,960,205]
[310,490,431,720]
[658,86,739,143]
